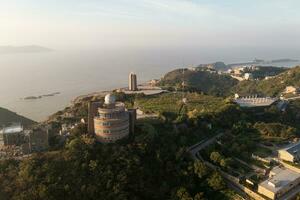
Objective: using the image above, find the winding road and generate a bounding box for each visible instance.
[188,132,224,159]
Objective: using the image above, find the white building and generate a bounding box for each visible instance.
[233,67,244,75]
[0,124,48,153]
[0,123,23,146]
[284,86,299,95]
[244,73,253,80]
[234,96,278,108]
[258,166,300,199]
[278,141,300,163]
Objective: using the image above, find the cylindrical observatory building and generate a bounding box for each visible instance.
[94,94,130,143]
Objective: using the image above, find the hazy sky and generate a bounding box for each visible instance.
[1,0,300,49]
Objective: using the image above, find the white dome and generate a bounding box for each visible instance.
[104,94,116,105]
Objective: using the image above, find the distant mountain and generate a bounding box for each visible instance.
[271,58,299,63]
[254,58,299,64]
[0,107,36,127]
[229,58,299,67]
[0,45,53,54]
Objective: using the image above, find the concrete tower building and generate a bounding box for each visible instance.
[93,94,130,143]
[129,72,138,91]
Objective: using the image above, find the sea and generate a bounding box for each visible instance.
[0,48,299,122]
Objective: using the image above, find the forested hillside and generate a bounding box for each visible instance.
[0,118,237,200]
[0,107,35,127]
[159,66,299,97]
[233,66,300,96]
[245,66,287,79]
[159,69,238,96]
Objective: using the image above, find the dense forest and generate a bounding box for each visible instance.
[0,117,237,200]
[1,88,299,199]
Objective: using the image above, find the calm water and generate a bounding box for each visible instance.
[0,48,299,121]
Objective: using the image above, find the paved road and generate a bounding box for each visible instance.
[189,132,224,159]
[284,95,300,101]
[226,179,250,200]
[188,133,250,200]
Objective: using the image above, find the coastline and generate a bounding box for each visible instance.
[7,61,299,122]
[71,91,111,105]
[70,81,161,105]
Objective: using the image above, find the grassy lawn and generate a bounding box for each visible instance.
[253,146,272,158]
[135,92,226,114]
[260,136,290,145]
[231,159,253,175]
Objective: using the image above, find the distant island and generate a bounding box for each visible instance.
[270,58,299,63]
[229,58,299,67]
[0,45,53,54]
[23,92,60,100]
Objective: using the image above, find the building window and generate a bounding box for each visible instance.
[102,122,110,126]
[105,114,112,118]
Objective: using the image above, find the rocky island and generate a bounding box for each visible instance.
[23,92,60,100]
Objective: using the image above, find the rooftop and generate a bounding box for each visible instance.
[259,166,300,193]
[0,124,23,134]
[98,102,126,112]
[279,141,300,155]
[234,96,278,107]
